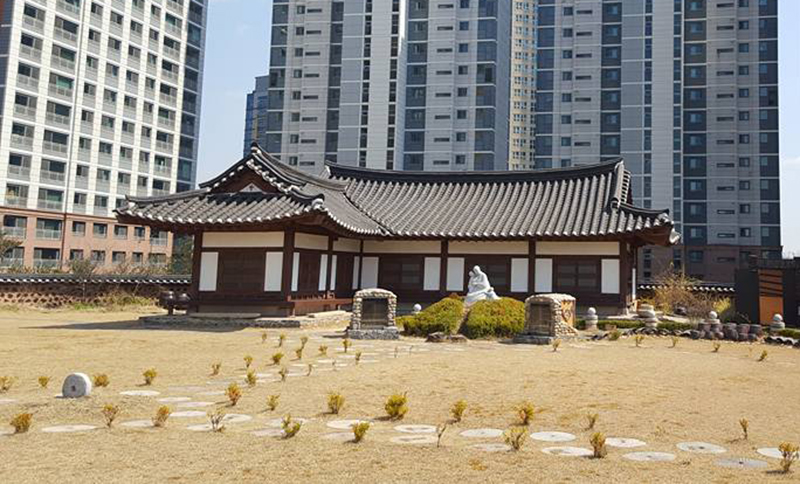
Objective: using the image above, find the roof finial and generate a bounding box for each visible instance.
[250,141,261,154]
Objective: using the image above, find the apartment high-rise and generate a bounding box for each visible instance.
[243,75,269,153]
[0,0,207,270]
[261,0,406,171]
[509,0,536,170]
[532,0,779,282]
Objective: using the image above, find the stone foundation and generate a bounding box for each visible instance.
[513,293,579,345]
[141,310,350,329]
[348,288,399,340]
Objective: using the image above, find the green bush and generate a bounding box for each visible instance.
[658,322,695,332]
[401,298,464,336]
[576,319,644,330]
[461,298,525,339]
[778,328,800,339]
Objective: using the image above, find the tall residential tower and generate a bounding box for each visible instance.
[0,0,207,269]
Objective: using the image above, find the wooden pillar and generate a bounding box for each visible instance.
[528,240,537,295]
[356,239,364,290]
[281,229,295,302]
[619,241,630,311]
[439,240,449,297]
[189,231,203,313]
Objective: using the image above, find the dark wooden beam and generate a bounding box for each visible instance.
[439,240,448,297]
[528,240,537,295]
[325,236,334,297]
[189,232,203,312]
[281,229,295,306]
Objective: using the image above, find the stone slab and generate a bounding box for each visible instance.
[41,424,97,433]
[119,390,160,397]
[394,424,437,434]
[472,443,512,452]
[676,442,726,454]
[390,435,437,445]
[622,452,676,462]
[606,437,647,448]
[530,431,576,443]
[460,428,504,439]
[716,458,768,470]
[327,419,370,431]
[541,446,593,457]
[756,447,783,459]
[171,411,207,418]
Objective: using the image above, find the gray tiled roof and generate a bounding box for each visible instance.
[117,145,678,245]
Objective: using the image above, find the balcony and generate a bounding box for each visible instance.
[37,199,64,211]
[13,104,37,120]
[100,127,115,140]
[85,65,98,81]
[54,28,78,45]
[93,206,108,217]
[163,46,181,61]
[22,15,44,33]
[126,81,139,94]
[50,55,76,73]
[96,180,110,192]
[82,94,96,108]
[74,176,89,189]
[2,227,27,239]
[155,140,173,153]
[72,203,87,214]
[119,158,133,171]
[56,0,80,18]
[162,70,179,84]
[189,10,203,26]
[138,161,149,173]
[48,84,73,100]
[5,196,28,208]
[102,101,117,113]
[81,121,94,135]
[39,169,66,185]
[121,132,135,145]
[165,23,182,37]
[45,112,71,128]
[158,117,175,129]
[19,44,42,62]
[16,74,39,91]
[7,165,31,180]
[43,141,68,157]
[160,93,177,106]
[105,74,119,88]
[33,259,61,269]
[98,153,113,166]
[166,0,184,14]
[90,13,103,28]
[151,236,169,246]
[10,134,34,150]
[154,165,172,176]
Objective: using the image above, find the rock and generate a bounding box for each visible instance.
[412,304,422,315]
[61,373,92,398]
[425,332,468,344]
[770,314,785,332]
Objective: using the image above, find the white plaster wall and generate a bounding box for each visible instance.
[535,258,553,293]
[361,257,379,288]
[329,255,338,290]
[291,253,300,291]
[536,241,620,256]
[449,241,528,255]
[352,256,361,290]
[424,257,441,291]
[602,259,620,294]
[510,258,529,293]
[446,257,465,292]
[363,240,440,254]
[318,254,329,291]
[199,252,219,291]
[295,233,329,250]
[203,232,284,248]
[333,238,360,253]
[264,252,283,292]
[631,267,637,299]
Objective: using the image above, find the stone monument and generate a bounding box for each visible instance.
[638,304,659,329]
[464,266,500,307]
[347,288,399,340]
[61,373,92,398]
[584,307,599,332]
[770,314,785,332]
[513,294,579,344]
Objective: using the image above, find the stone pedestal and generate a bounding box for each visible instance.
[513,294,578,344]
[347,288,399,340]
[638,304,659,329]
[770,314,785,332]
[584,307,599,332]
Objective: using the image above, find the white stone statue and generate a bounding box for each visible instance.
[465,266,500,306]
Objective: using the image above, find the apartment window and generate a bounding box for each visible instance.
[93,223,107,238]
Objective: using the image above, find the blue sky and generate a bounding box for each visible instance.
[198,0,800,254]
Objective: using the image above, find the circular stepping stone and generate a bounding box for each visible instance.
[359,360,378,364]
[531,431,576,443]
[472,443,512,452]
[168,386,206,393]
[41,424,97,433]
[716,458,768,470]
[171,411,207,418]
[322,432,354,442]
[623,452,676,462]
[541,446,593,457]
[186,424,213,432]
[756,447,783,459]
[676,442,726,454]
[177,401,215,408]
[120,390,160,397]
[460,428,503,439]
[0,429,13,437]
[265,417,311,428]
[327,419,370,430]
[390,435,437,445]
[158,397,191,403]
[0,398,16,405]
[121,420,154,429]
[606,437,647,448]
[316,359,334,364]
[394,424,437,434]
[196,390,225,397]
[252,428,284,437]
[221,414,252,424]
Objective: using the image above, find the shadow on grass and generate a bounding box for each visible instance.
[25,319,246,333]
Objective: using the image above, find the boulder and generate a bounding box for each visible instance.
[61,373,92,398]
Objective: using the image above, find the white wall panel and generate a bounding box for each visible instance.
[333,238,360,253]
[318,254,329,291]
[364,240,441,254]
[291,252,300,292]
[536,242,620,256]
[264,252,283,292]
[510,258,529,293]
[424,257,441,291]
[203,232,284,248]
[446,257,465,292]
[199,252,219,291]
[295,233,329,250]
[449,241,528,255]
[329,255,338,290]
[602,259,620,294]
[352,256,361,290]
[361,257,379,288]
[534,258,553,293]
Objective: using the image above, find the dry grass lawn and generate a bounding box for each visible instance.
[0,308,799,483]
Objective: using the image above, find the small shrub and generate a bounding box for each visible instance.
[437,423,448,447]
[385,392,409,420]
[586,412,599,430]
[327,392,345,415]
[779,442,799,473]
[306,364,314,376]
[758,350,768,362]
[10,413,32,434]
[634,335,645,347]
[267,394,280,411]
[152,406,171,428]
[294,347,303,360]
[93,374,110,388]
[102,404,120,428]
[713,342,721,353]
[518,402,535,426]
[461,298,525,338]
[244,355,254,369]
[739,418,749,440]
[331,360,338,371]
[352,421,371,443]
[278,367,288,382]
[318,345,328,357]
[208,409,226,433]
[355,351,362,365]
[300,335,309,348]
[245,370,257,388]
[226,383,242,406]
[394,347,399,359]
[261,331,268,344]
[777,328,800,339]
[670,336,679,348]
[282,415,302,439]
[38,376,51,389]
[0,376,15,393]
[343,339,351,353]
[552,339,562,352]
[211,362,222,376]
[590,432,608,458]
[142,368,157,386]
[402,298,464,336]
[278,333,286,347]
[504,426,528,451]
[609,330,622,341]
[451,400,467,423]
[272,352,284,365]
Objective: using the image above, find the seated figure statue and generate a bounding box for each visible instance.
[464,266,500,306]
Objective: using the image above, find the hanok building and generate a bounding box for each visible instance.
[117,144,679,316]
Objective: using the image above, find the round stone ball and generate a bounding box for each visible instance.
[709,311,718,320]
[61,373,93,398]
[587,307,597,317]
[412,304,422,314]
